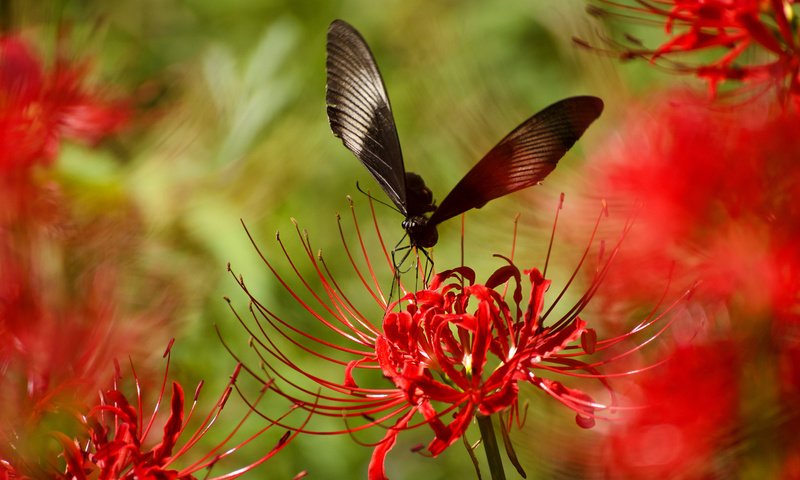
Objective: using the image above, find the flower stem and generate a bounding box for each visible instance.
[477,414,505,480]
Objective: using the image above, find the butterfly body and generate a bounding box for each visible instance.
[399,172,438,247]
[402,214,438,248]
[326,19,603,251]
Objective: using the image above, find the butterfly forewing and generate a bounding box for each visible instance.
[326,20,408,214]
[429,96,604,225]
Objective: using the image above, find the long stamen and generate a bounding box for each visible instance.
[543,192,565,279]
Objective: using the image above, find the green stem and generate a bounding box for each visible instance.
[477,414,505,480]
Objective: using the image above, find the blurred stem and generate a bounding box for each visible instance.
[477,414,505,480]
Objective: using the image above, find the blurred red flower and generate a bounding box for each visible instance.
[0,34,130,227]
[586,0,800,100]
[602,342,740,478]
[583,90,800,476]
[0,32,169,477]
[587,91,800,319]
[0,35,128,173]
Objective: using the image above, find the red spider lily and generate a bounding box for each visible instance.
[0,340,304,479]
[586,90,800,319]
[583,0,800,100]
[601,341,740,478]
[0,34,128,173]
[0,34,129,228]
[0,32,153,472]
[222,198,689,480]
[0,249,154,473]
[582,90,800,476]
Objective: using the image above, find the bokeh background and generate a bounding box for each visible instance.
[4,0,797,478]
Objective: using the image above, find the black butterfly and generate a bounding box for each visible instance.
[326,19,603,250]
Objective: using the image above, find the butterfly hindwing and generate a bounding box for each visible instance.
[326,20,408,214]
[429,96,604,225]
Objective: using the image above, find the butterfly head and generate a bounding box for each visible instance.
[402,215,438,249]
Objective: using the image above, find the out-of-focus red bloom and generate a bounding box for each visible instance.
[224,199,685,480]
[587,91,800,318]
[602,342,740,478]
[584,0,800,100]
[0,35,128,172]
[0,247,148,473]
[2,341,300,479]
[0,207,172,475]
[583,90,800,477]
[0,34,129,226]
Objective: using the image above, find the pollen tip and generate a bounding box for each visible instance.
[585,4,604,17]
[223,295,231,303]
[275,230,281,240]
[291,217,298,226]
[226,261,231,271]
[559,192,565,208]
[573,37,592,49]
[220,386,232,408]
[163,338,175,357]
[191,381,204,402]
[601,198,609,216]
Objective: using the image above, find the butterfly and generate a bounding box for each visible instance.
[326,19,603,251]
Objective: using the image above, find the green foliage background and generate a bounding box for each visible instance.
[9,0,672,477]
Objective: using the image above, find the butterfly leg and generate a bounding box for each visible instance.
[417,247,435,287]
[388,240,414,305]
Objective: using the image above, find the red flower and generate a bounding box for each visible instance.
[584,0,800,100]
[602,342,740,478]
[365,264,599,479]
[586,91,800,317]
[1,341,302,479]
[224,199,685,480]
[581,90,800,476]
[0,34,129,223]
[0,34,128,173]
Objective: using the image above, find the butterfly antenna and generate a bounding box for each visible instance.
[542,192,565,280]
[356,182,402,214]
